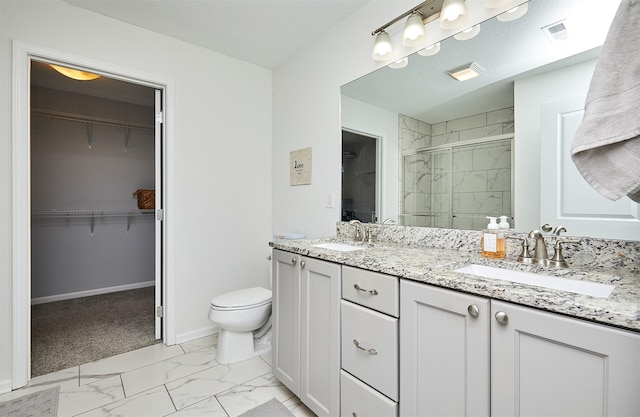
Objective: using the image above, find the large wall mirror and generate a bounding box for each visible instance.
[341,0,639,240]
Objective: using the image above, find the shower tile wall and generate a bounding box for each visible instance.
[400,108,514,230]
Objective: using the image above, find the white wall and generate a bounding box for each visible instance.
[341,96,399,223]
[1,0,272,390]
[271,0,512,238]
[514,59,597,231]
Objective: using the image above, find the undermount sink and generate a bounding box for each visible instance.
[454,264,615,299]
[313,242,365,252]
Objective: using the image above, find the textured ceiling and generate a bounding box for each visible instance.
[63,0,373,70]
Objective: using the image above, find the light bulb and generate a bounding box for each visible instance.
[403,13,427,47]
[372,31,393,61]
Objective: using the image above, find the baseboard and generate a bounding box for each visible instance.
[0,379,12,395]
[175,325,219,345]
[31,281,155,305]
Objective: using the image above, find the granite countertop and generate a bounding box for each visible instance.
[270,238,640,333]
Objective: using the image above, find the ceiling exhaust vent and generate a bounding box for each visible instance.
[542,20,569,43]
[447,62,484,82]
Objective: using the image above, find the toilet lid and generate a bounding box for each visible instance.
[211,287,272,309]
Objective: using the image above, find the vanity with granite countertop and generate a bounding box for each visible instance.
[269,223,640,417]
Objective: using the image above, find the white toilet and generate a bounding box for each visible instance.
[208,287,272,364]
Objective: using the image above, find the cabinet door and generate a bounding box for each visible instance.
[271,249,300,394]
[299,257,341,417]
[400,280,490,417]
[491,300,640,417]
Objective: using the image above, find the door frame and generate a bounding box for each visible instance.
[11,41,176,388]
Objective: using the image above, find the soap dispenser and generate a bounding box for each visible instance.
[499,215,510,230]
[481,216,506,259]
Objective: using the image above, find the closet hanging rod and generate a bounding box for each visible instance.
[31,109,153,131]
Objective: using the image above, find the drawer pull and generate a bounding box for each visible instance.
[353,339,378,355]
[353,283,379,295]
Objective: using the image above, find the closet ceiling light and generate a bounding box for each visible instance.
[388,57,409,69]
[447,61,484,81]
[402,12,427,47]
[454,24,480,40]
[418,42,441,56]
[372,30,393,61]
[497,3,528,22]
[49,64,101,81]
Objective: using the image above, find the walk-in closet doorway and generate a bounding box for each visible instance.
[11,42,173,388]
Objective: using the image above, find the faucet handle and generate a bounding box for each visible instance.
[548,238,582,268]
[507,236,532,264]
[541,224,553,233]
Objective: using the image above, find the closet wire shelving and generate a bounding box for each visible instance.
[31,109,157,235]
[31,209,156,235]
[31,108,154,151]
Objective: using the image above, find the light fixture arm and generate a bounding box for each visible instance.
[371,0,436,36]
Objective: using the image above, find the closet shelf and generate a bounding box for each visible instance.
[32,209,155,235]
[32,109,153,151]
[31,209,155,219]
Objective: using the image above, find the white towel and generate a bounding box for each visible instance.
[571,0,640,203]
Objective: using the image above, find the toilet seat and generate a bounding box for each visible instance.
[211,287,271,311]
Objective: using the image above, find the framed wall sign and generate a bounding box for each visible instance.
[290,147,312,185]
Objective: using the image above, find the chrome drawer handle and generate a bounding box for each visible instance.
[353,284,379,295]
[353,339,378,355]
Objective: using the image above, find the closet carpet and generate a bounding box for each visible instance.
[31,286,158,377]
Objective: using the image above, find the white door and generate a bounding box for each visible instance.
[491,300,640,417]
[400,281,490,417]
[540,97,640,240]
[271,249,301,394]
[300,257,341,416]
[154,90,163,339]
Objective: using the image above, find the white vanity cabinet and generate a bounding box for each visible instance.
[340,266,399,417]
[271,249,341,417]
[400,280,491,417]
[491,300,640,417]
[400,280,640,417]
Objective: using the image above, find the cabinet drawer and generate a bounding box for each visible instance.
[342,266,399,317]
[341,370,397,417]
[341,300,398,401]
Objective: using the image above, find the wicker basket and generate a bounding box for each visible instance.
[133,189,155,209]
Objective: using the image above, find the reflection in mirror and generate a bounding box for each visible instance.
[340,0,628,238]
[342,130,378,223]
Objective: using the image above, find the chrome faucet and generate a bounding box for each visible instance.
[349,220,366,242]
[382,218,396,225]
[528,229,549,265]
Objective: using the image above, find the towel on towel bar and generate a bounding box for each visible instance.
[571,0,640,203]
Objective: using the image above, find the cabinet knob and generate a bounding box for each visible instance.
[300,261,305,268]
[495,311,509,324]
[292,258,297,265]
[467,304,479,317]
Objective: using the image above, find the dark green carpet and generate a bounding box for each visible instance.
[31,287,158,377]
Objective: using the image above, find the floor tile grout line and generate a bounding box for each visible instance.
[162,383,178,415]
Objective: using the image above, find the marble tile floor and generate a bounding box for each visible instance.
[0,335,315,417]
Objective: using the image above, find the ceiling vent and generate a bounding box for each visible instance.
[447,61,485,81]
[542,20,569,43]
